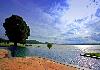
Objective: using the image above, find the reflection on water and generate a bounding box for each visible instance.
[1,44,100,70]
[8,46,29,57]
[74,45,93,53]
[74,45,92,51]
[75,45,100,53]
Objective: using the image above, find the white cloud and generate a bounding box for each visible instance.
[49,0,100,43]
[14,0,100,43]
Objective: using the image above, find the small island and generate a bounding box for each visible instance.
[81,53,100,59]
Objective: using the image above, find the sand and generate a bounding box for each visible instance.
[0,49,9,58]
[0,49,79,70]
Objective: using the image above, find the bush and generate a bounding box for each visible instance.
[47,43,52,49]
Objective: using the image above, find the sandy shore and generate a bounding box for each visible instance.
[0,49,79,70]
[0,57,79,70]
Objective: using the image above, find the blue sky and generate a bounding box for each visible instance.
[0,0,100,44]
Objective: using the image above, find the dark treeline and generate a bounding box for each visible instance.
[0,38,45,44]
[0,38,44,44]
[0,38,9,43]
[26,40,44,44]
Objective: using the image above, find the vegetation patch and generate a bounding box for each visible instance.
[0,43,25,47]
[47,43,52,49]
[85,53,100,57]
[81,53,100,59]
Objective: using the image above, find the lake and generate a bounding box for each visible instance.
[1,44,100,70]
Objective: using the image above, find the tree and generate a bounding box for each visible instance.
[3,15,30,46]
[47,43,52,49]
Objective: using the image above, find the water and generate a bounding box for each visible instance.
[1,44,100,70]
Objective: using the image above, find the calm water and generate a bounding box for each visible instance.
[1,44,100,70]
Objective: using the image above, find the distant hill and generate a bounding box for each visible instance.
[26,40,44,44]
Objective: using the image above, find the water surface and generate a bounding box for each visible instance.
[1,44,100,70]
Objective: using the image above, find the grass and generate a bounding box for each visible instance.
[0,43,12,47]
[0,43,25,47]
[85,53,100,57]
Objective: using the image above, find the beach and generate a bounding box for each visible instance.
[0,49,78,70]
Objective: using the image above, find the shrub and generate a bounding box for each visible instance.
[47,43,52,49]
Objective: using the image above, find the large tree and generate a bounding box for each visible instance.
[3,15,30,46]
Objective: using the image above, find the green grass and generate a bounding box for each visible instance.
[85,53,100,57]
[0,43,12,47]
[0,43,25,47]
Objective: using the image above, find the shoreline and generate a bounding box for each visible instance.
[0,49,90,70]
[0,57,78,70]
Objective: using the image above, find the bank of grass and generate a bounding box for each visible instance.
[0,43,25,47]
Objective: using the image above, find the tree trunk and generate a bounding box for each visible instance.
[14,42,17,47]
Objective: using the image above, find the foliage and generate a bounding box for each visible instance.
[0,43,11,47]
[3,15,30,46]
[0,38,5,43]
[0,38,9,43]
[85,53,100,57]
[47,43,52,49]
[26,40,43,44]
[0,43,24,47]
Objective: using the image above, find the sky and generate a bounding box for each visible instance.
[0,0,100,44]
